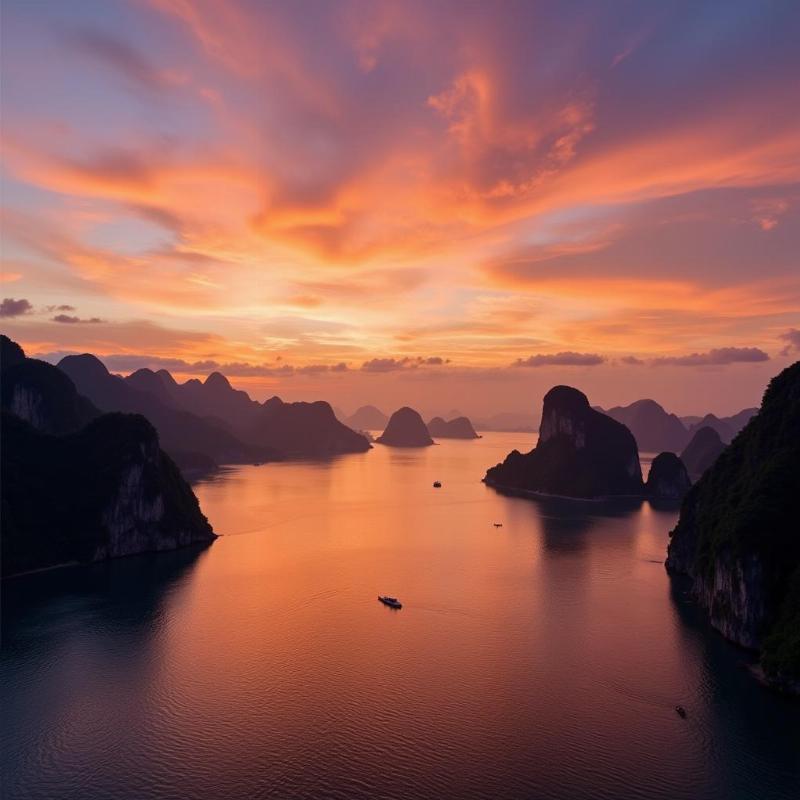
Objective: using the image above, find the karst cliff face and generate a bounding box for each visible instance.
[645,452,691,503]
[666,361,800,692]
[1,337,216,576]
[484,386,644,499]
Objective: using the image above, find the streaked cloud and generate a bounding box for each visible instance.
[650,347,769,367]
[0,0,798,412]
[514,352,605,367]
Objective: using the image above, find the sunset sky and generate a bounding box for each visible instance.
[1,0,799,416]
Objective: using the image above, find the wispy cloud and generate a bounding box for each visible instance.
[51,314,105,324]
[514,352,605,367]
[651,347,769,367]
[0,298,33,317]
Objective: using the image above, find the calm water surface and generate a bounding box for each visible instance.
[3,433,799,799]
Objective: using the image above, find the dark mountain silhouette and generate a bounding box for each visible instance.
[666,361,800,693]
[1,337,215,576]
[1,334,26,368]
[427,416,480,439]
[125,368,181,407]
[2,341,98,435]
[58,354,270,470]
[645,452,690,503]
[345,405,388,431]
[484,386,643,499]
[680,426,726,479]
[687,413,734,443]
[601,399,690,452]
[125,366,369,458]
[686,408,758,443]
[249,396,370,457]
[377,407,434,447]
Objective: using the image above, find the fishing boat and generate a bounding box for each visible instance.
[433,481,442,488]
[378,595,402,609]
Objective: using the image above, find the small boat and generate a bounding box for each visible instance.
[433,481,442,488]
[493,522,503,527]
[378,595,402,609]
[675,705,687,718]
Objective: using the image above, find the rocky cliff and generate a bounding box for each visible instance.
[427,416,480,439]
[666,361,800,692]
[1,337,216,576]
[645,452,691,503]
[2,412,216,576]
[484,386,644,499]
[377,407,434,447]
[2,341,98,435]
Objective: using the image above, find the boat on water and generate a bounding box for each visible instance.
[378,595,402,609]
[433,481,442,488]
[493,522,503,527]
[675,705,687,718]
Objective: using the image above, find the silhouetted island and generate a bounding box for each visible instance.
[426,416,480,439]
[249,396,371,457]
[1,336,215,577]
[345,405,389,431]
[680,426,726,480]
[645,452,691,503]
[666,361,800,694]
[601,399,690,452]
[484,386,643,499]
[377,407,434,447]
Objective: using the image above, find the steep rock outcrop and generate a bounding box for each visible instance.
[680,426,725,479]
[1,412,216,575]
[0,338,216,576]
[645,452,691,503]
[427,416,480,439]
[1,351,98,434]
[666,361,800,691]
[484,386,643,499]
[377,407,434,447]
[250,396,371,457]
[602,399,690,452]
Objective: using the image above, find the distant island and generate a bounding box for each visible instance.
[376,407,434,447]
[1,336,215,577]
[600,399,756,453]
[601,399,690,452]
[426,416,480,439]
[679,426,726,481]
[345,405,389,432]
[666,361,800,694]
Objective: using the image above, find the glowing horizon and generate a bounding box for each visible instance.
[1,0,799,415]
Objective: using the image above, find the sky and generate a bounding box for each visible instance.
[1,0,799,417]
